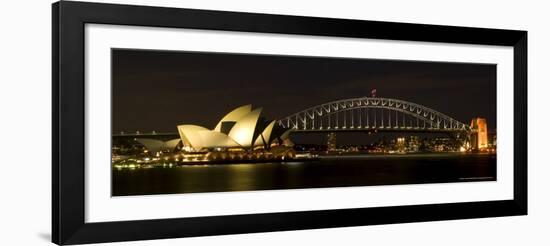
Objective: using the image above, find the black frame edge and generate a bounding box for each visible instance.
[513,32,528,214]
[52,2,60,244]
[55,1,87,245]
[64,200,523,245]
[52,1,528,245]
[62,1,526,45]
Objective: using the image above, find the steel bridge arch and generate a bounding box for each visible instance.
[278,97,470,132]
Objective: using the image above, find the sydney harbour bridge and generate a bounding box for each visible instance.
[115,96,477,141]
[278,97,471,134]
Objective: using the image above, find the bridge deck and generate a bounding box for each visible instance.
[291,127,471,134]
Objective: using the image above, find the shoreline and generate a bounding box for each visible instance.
[113,152,495,168]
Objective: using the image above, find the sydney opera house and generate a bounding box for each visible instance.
[178,105,291,152]
[133,105,296,163]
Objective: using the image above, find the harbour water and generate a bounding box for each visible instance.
[112,153,496,196]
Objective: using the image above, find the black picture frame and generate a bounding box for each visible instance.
[52,1,527,245]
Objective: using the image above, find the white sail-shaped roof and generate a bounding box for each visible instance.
[135,138,165,153]
[177,125,209,149]
[136,138,182,153]
[178,125,240,150]
[228,108,262,148]
[176,105,288,151]
[254,120,275,147]
[164,139,181,150]
[213,105,252,132]
[198,131,240,148]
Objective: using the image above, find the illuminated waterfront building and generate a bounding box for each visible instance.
[177,105,290,152]
[396,137,406,153]
[470,117,488,150]
[408,136,420,152]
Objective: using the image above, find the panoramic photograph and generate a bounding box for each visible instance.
[111,49,497,196]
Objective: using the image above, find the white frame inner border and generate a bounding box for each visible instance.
[85,24,514,223]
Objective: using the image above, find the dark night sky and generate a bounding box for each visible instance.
[112,49,496,142]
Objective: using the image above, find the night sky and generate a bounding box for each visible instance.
[112,49,496,143]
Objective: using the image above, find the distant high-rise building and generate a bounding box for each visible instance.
[396,137,406,153]
[408,136,420,152]
[327,133,337,151]
[470,117,488,150]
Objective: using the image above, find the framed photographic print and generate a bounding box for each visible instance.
[52,1,527,245]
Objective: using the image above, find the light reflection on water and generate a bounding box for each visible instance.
[112,153,496,196]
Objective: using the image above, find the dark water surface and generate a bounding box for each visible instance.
[112,153,496,196]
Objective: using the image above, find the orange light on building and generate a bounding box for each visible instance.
[470,118,488,150]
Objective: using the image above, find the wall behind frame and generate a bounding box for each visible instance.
[0,0,546,245]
